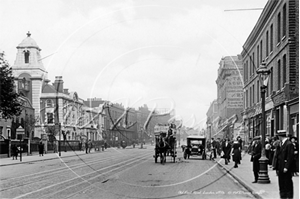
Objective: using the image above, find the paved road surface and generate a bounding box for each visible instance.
[0,146,255,199]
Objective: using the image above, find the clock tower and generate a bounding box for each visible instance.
[12,32,48,128]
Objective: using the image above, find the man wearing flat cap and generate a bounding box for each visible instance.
[273,130,294,199]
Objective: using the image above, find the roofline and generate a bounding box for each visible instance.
[241,0,279,56]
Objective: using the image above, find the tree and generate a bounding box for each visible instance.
[0,51,21,119]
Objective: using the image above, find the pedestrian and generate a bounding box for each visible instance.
[38,141,44,156]
[85,140,89,154]
[11,144,18,160]
[231,137,241,168]
[104,141,107,149]
[237,136,243,149]
[269,137,276,168]
[216,138,221,156]
[273,130,294,199]
[265,138,271,166]
[247,138,253,154]
[78,141,82,151]
[222,138,231,165]
[237,136,243,164]
[251,136,261,183]
[290,136,299,176]
[272,136,280,169]
[211,138,217,160]
[88,139,92,153]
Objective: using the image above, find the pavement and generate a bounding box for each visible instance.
[213,152,299,199]
[0,145,146,167]
[0,149,110,167]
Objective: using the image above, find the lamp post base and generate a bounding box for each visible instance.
[258,156,270,184]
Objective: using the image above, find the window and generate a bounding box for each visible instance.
[260,40,263,62]
[250,56,252,76]
[266,31,269,55]
[270,24,273,51]
[283,4,287,37]
[46,99,53,107]
[244,63,246,82]
[24,51,30,63]
[250,87,252,106]
[47,113,54,124]
[246,61,249,81]
[277,12,281,43]
[246,90,248,108]
[283,55,286,85]
[7,129,10,139]
[252,52,255,74]
[257,80,260,102]
[257,45,260,68]
[278,59,281,89]
[252,85,255,106]
[270,67,273,96]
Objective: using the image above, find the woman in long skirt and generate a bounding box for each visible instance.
[231,138,241,168]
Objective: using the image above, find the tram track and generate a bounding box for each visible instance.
[45,154,152,199]
[8,151,152,199]
[0,151,137,182]
[0,154,150,193]
[0,151,142,192]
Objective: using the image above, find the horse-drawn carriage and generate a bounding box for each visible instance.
[153,124,177,164]
[183,135,207,160]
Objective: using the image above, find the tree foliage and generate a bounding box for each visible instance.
[0,52,22,119]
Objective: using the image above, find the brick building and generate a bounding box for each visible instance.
[242,0,299,140]
[215,55,244,140]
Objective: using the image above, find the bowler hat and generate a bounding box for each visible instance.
[253,136,261,140]
[276,130,287,137]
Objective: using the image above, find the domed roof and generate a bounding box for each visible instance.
[17,32,40,49]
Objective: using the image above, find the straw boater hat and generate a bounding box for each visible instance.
[276,130,287,137]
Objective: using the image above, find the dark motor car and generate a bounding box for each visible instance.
[183,135,207,160]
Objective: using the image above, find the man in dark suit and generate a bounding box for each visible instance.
[211,138,217,160]
[251,136,261,183]
[273,130,294,199]
[222,138,231,165]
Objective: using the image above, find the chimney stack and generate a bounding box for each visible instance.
[53,76,64,93]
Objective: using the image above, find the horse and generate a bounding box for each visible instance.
[158,137,167,164]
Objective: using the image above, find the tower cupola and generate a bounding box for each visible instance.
[13,31,46,72]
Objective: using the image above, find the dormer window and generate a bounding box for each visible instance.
[24,50,30,63]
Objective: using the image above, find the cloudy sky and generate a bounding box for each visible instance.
[1,0,268,128]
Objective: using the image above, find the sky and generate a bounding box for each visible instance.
[0,0,268,128]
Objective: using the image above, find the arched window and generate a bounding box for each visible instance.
[46,99,53,108]
[24,51,30,64]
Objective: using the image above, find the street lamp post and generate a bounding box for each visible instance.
[256,60,271,184]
